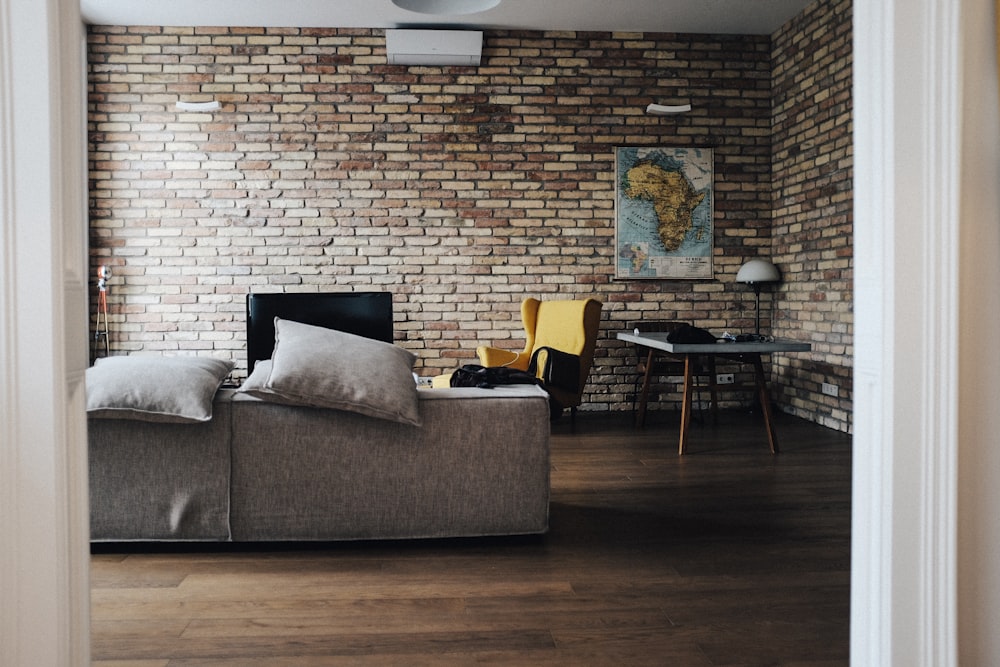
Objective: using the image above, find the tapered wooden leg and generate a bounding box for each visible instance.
[679,354,695,455]
[751,354,779,454]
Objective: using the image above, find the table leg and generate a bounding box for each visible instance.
[751,354,780,454]
[636,348,655,428]
[679,354,695,455]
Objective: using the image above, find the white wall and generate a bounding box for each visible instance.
[958,0,1000,662]
[0,0,90,663]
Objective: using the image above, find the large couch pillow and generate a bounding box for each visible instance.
[86,355,234,423]
[243,318,421,426]
[238,359,295,404]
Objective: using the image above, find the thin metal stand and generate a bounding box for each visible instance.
[93,266,110,360]
[752,283,763,335]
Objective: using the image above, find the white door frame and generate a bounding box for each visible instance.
[851,0,960,664]
[0,0,90,664]
[0,0,970,663]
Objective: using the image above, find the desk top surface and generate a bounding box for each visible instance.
[616,331,812,354]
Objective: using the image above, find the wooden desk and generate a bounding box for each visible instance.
[617,332,812,454]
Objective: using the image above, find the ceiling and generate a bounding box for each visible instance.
[79,0,814,36]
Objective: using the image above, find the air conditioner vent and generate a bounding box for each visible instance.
[386,29,483,66]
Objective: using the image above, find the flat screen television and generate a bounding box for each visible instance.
[246,292,394,369]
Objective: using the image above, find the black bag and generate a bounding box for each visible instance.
[449,364,539,389]
[666,324,718,345]
[528,346,581,394]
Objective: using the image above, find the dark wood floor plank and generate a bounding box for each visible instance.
[93,629,557,661]
[91,409,851,665]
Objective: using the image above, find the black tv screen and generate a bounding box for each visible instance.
[246,292,394,369]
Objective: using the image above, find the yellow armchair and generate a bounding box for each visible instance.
[477,297,603,415]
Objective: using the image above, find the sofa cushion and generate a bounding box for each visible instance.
[86,355,234,423]
[241,318,421,426]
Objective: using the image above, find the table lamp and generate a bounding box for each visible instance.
[736,259,780,336]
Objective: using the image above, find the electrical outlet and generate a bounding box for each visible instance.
[716,373,735,385]
[821,382,839,397]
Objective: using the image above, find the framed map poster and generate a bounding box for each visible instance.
[614,146,714,279]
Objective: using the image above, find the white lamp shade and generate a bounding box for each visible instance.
[736,259,780,284]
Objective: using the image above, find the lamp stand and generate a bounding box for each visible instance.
[752,284,762,336]
[736,259,780,339]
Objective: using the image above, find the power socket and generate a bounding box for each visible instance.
[821,382,839,397]
[716,373,735,385]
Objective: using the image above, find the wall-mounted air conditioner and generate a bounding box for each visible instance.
[386,29,483,66]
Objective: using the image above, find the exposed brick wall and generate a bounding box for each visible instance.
[87,6,852,430]
[771,0,853,431]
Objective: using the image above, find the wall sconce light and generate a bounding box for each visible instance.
[736,258,781,336]
[176,100,221,112]
[646,103,692,115]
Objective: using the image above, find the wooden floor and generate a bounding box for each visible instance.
[90,409,852,666]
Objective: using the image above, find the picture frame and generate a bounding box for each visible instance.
[614,146,714,279]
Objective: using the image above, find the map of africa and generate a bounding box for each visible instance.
[615,147,713,279]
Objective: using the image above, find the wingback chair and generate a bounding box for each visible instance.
[477,297,603,417]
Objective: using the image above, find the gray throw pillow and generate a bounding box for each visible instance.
[243,318,421,426]
[238,359,295,404]
[86,355,234,423]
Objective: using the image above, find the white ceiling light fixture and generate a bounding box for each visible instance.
[646,103,692,115]
[391,0,501,16]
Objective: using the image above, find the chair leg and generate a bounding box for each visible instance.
[707,357,719,424]
[635,350,655,429]
[689,356,710,426]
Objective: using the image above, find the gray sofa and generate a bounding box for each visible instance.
[88,384,552,542]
